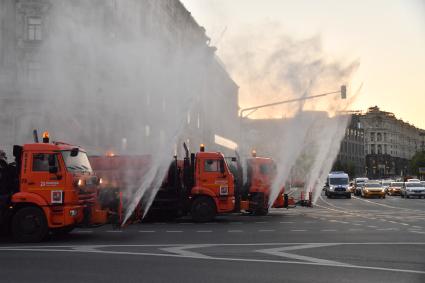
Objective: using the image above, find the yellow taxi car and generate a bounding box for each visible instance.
[387,181,403,196]
[361,182,386,199]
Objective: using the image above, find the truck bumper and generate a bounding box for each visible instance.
[216,196,235,213]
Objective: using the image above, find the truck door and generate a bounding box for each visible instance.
[199,158,229,197]
[24,152,66,205]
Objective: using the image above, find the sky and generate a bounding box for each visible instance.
[181,0,425,129]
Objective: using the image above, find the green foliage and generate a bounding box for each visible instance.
[410,151,425,176]
[332,160,356,178]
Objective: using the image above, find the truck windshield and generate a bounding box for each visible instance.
[61,151,93,173]
[329,178,348,185]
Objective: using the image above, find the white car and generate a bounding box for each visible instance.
[401,182,425,199]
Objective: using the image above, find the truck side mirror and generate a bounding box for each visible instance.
[70,148,79,157]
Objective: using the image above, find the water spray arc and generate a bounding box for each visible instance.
[238,86,348,207]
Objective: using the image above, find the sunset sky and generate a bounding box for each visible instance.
[182,0,425,129]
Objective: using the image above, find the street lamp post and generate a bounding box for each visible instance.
[239,85,347,118]
[238,85,347,155]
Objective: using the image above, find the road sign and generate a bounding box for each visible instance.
[419,167,425,174]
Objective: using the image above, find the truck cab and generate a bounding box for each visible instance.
[0,133,107,242]
[185,146,235,222]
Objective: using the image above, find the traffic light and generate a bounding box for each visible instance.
[341,85,347,99]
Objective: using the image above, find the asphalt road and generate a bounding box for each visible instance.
[1,193,424,283]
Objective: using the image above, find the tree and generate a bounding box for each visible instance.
[332,160,356,178]
[410,151,425,177]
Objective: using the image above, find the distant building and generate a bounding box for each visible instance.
[0,0,238,156]
[359,106,425,179]
[334,113,365,177]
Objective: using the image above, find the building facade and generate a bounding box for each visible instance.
[359,106,424,179]
[0,0,239,157]
[334,113,365,177]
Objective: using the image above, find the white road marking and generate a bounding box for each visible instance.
[321,229,337,232]
[409,230,425,235]
[106,230,122,233]
[352,196,422,212]
[196,230,212,233]
[291,229,307,232]
[139,230,156,233]
[280,221,294,224]
[259,229,275,232]
[2,245,424,275]
[367,226,377,228]
[255,221,267,224]
[228,230,243,233]
[353,223,362,226]
[411,226,422,229]
[166,230,183,233]
[257,243,349,266]
[73,230,93,233]
[161,244,213,259]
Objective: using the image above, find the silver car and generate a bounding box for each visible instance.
[401,182,425,199]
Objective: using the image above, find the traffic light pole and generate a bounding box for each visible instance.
[240,85,346,118]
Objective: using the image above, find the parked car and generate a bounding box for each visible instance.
[387,182,403,196]
[381,180,393,194]
[361,182,386,199]
[407,178,420,183]
[354,177,369,196]
[401,182,425,199]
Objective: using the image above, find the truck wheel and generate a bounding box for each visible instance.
[191,197,216,223]
[254,205,269,216]
[11,207,48,243]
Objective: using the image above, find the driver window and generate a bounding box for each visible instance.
[204,159,219,172]
[32,153,58,172]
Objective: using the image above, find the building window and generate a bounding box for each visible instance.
[27,61,41,85]
[370,132,375,142]
[377,133,382,142]
[377,144,382,154]
[371,144,376,154]
[28,17,42,41]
